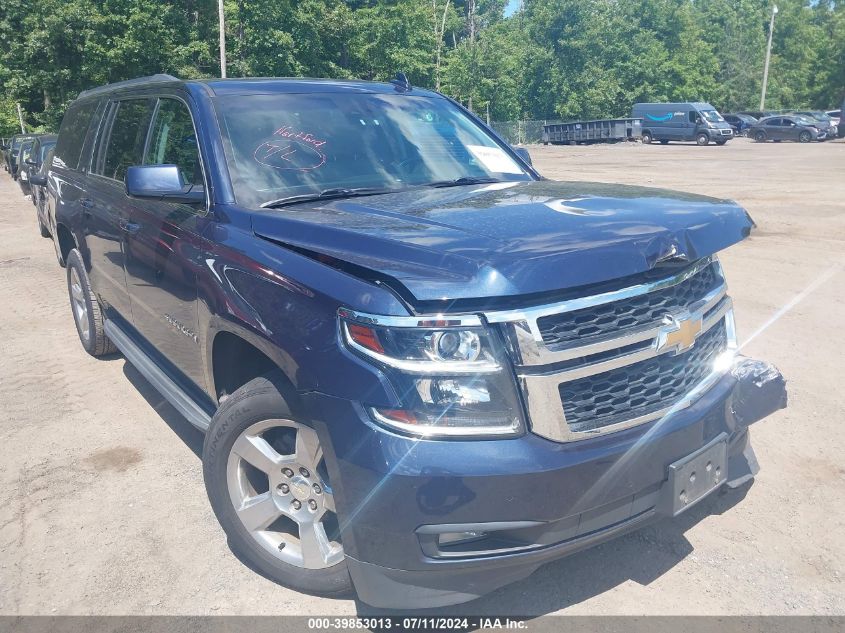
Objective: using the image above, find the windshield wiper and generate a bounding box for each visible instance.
[261,187,397,209]
[424,176,504,188]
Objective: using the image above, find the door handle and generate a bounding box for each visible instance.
[119,219,142,235]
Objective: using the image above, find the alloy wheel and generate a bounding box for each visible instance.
[226,418,343,570]
[69,267,90,344]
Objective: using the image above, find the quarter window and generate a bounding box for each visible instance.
[145,98,202,185]
[97,99,153,181]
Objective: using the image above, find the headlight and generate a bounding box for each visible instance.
[339,308,524,438]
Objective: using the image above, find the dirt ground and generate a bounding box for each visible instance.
[1,137,843,616]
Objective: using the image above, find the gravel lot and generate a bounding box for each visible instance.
[1,137,843,616]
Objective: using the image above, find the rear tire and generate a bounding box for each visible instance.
[659,140,669,145]
[203,372,353,597]
[753,131,766,143]
[696,133,710,146]
[38,216,50,238]
[65,249,117,357]
[799,131,812,143]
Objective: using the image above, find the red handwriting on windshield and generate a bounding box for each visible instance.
[253,126,327,171]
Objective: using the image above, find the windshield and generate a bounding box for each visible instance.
[700,110,724,123]
[214,92,532,208]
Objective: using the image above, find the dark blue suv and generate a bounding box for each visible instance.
[47,74,786,608]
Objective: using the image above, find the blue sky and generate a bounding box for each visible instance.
[504,0,520,17]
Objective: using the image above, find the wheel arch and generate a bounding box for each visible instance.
[55,222,78,267]
[207,326,303,412]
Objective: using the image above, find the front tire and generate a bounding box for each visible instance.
[65,249,117,357]
[696,133,710,146]
[203,373,352,597]
[641,132,653,144]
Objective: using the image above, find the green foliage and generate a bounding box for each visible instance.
[1,0,843,131]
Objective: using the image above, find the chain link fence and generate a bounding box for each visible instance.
[490,120,565,145]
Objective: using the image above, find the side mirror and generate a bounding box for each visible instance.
[512,146,533,166]
[25,158,36,166]
[29,174,47,187]
[125,165,204,205]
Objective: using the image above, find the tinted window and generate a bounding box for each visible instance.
[54,101,97,170]
[98,99,153,181]
[765,118,781,126]
[38,140,56,163]
[145,98,202,185]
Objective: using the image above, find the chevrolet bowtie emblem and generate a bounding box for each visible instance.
[657,313,703,354]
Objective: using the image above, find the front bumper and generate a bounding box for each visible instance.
[306,358,786,609]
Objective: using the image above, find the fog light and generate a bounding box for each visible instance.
[438,530,487,546]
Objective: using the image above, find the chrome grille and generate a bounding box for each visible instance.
[484,257,737,443]
[560,321,727,432]
[537,262,722,349]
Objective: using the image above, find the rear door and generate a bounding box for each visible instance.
[782,118,800,140]
[122,95,208,387]
[84,97,155,321]
[764,118,784,140]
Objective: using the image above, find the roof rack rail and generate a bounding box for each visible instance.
[77,74,179,100]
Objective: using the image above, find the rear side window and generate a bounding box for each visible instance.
[54,101,97,170]
[145,98,202,185]
[96,99,153,181]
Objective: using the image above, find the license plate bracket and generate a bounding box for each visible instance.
[668,433,728,516]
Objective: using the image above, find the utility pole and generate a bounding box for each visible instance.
[759,4,778,111]
[218,0,227,78]
[16,103,26,133]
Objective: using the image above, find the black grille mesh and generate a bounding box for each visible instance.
[538,262,722,350]
[559,321,728,432]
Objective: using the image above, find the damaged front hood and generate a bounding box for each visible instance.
[251,180,755,304]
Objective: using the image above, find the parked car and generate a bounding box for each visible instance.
[722,113,758,136]
[15,139,36,192]
[749,115,824,142]
[30,146,55,235]
[788,111,837,140]
[825,109,840,127]
[632,102,734,145]
[5,133,35,179]
[19,134,56,196]
[737,110,777,121]
[47,74,786,609]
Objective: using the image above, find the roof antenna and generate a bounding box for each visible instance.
[391,72,412,92]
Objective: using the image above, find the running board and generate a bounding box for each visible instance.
[104,319,213,431]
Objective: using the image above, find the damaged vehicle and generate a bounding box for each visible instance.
[47,74,787,608]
